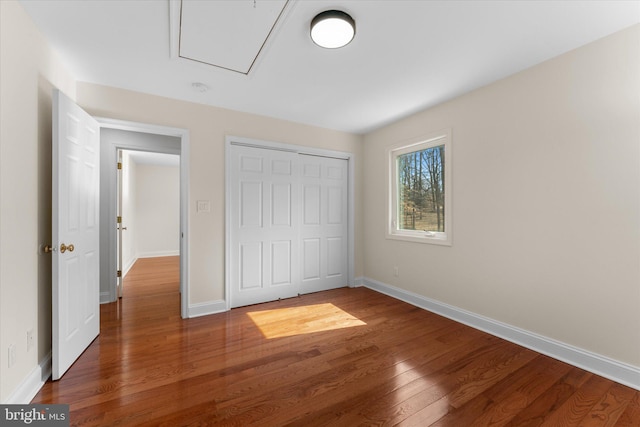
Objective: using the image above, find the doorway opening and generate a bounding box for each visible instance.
[98,119,190,318]
[117,150,180,299]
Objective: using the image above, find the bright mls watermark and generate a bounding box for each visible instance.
[1,405,69,426]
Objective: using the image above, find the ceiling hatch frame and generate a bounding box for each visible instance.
[169,0,293,76]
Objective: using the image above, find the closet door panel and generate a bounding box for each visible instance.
[299,155,348,294]
[230,146,299,308]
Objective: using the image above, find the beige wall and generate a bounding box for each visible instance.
[134,164,180,258]
[76,83,365,305]
[363,25,640,366]
[0,1,77,401]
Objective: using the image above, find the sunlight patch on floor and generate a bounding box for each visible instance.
[247,303,367,339]
[390,359,450,422]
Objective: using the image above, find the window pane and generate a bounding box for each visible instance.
[397,145,445,232]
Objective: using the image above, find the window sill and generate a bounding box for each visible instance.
[386,231,452,246]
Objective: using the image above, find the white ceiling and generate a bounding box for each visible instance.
[19,0,640,134]
[178,0,289,74]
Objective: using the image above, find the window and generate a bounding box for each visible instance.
[387,129,452,245]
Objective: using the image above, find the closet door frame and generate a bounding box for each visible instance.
[225,136,355,310]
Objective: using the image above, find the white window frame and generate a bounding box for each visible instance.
[387,129,452,246]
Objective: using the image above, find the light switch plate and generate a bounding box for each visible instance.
[196,200,211,213]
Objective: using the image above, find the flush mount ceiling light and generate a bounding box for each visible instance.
[310,10,355,49]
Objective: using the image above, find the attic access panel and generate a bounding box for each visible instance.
[179,0,289,75]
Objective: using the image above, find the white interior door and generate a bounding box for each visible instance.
[52,89,100,380]
[116,149,124,298]
[299,155,349,294]
[229,145,300,307]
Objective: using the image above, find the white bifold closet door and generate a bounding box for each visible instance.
[230,145,300,307]
[229,144,348,308]
[299,154,348,294]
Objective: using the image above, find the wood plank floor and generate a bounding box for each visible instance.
[32,256,640,426]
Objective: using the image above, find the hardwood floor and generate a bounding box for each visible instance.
[33,256,640,426]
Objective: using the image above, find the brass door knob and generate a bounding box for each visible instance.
[60,243,75,253]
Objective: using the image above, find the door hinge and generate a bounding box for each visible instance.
[117,270,122,278]
[117,216,122,224]
[117,162,122,170]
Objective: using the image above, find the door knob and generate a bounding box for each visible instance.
[60,243,75,253]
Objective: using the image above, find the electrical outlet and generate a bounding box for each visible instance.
[393,266,399,277]
[27,329,34,352]
[8,344,16,368]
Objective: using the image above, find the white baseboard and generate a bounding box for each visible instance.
[99,291,112,304]
[362,277,640,391]
[188,300,227,318]
[4,353,51,404]
[122,257,136,277]
[352,276,365,287]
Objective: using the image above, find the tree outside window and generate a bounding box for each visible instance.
[397,145,444,232]
[388,129,451,245]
